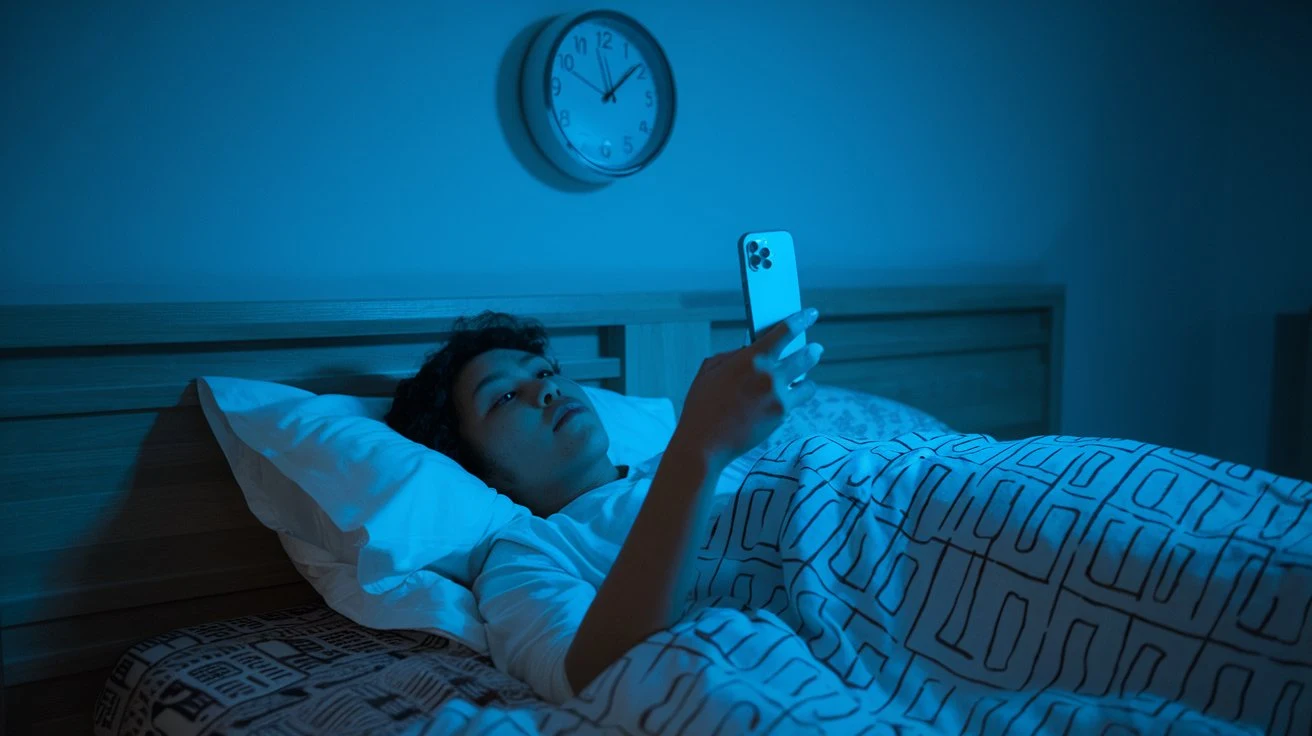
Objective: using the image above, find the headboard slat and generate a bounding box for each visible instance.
[609,322,712,414]
[0,293,731,349]
[3,349,620,419]
[1,410,226,504]
[2,526,298,626]
[3,479,260,555]
[3,581,319,685]
[809,347,1050,437]
[0,286,1062,350]
[710,310,1049,363]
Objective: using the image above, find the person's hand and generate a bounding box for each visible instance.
[670,308,824,469]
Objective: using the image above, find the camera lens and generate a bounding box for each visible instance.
[746,241,760,254]
[749,254,762,268]
[762,259,773,269]
[760,247,771,258]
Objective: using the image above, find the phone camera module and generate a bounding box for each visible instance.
[746,241,760,254]
[762,259,773,270]
[759,247,771,258]
[749,254,763,270]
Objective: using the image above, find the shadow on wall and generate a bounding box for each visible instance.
[1269,311,1311,481]
[495,15,607,195]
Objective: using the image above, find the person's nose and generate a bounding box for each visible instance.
[534,379,563,407]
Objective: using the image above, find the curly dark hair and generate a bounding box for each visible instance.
[385,310,559,478]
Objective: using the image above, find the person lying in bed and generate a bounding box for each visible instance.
[385,307,825,702]
[386,310,1311,733]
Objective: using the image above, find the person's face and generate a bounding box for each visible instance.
[452,348,611,515]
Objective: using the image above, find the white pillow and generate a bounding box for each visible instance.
[196,376,676,651]
[579,387,676,467]
[721,385,953,482]
[768,384,952,447]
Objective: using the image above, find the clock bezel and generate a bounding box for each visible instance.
[520,10,677,184]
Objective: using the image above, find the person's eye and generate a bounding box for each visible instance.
[489,369,555,411]
[491,390,515,410]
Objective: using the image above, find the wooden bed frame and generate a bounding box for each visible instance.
[1304,309,1312,479]
[1270,307,1312,482]
[0,284,1064,733]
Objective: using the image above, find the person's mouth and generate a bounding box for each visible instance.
[551,401,586,432]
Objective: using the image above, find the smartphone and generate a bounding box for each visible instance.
[738,230,808,381]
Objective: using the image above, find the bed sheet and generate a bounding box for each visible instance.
[93,603,543,736]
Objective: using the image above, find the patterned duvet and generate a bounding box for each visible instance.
[424,434,1312,735]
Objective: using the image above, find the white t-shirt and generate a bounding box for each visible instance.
[473,449,759,703]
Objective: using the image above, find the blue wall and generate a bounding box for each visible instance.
[3,1,1309,469]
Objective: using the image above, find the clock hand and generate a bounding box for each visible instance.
[596,46,613,102]
[602,64,642,103]
[567,67,605,96]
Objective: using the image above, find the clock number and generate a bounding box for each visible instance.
[551,77,561,96]
[645,90,654,108]
[558,53,575,72]
[623,136,634,154]
[558,110,571,127]
[596,30,613,50]
[600,142,612,159]
[573,35,587,55]
[637,65,647,80]
[638,120,649,134]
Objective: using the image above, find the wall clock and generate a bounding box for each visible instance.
[520,10,676,184]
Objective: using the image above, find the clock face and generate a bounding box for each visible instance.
[542,14,674,177]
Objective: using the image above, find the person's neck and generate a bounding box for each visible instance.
[580,460,626,493]
[536,460,628,516]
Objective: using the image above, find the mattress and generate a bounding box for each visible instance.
[93,603,543,736]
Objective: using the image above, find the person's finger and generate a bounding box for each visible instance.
[783,378,817,411]
[701,350,728,365]
[754,308,818,358]
[701,351,734,373]
[775,342,824,383]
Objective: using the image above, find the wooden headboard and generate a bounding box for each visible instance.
[0,284,1064,732]
[1270,308,1312,481]
[1304,309,1312,480]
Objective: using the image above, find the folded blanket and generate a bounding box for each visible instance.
[417,434,1312,735]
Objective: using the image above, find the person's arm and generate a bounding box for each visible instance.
[564,308,824,694]
[476,538,599,703]
[563,436,724,693]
